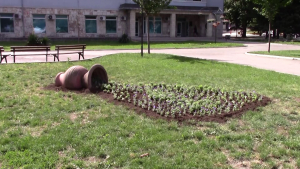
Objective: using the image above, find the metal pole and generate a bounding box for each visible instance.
[141,0,144,57]
[215,26,217,43]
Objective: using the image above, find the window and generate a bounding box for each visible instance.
[106,16,117,33]
[149,17,161,34]
[33,14,46,33]
[0,14,14,33]
[85,16,97,33]
[56,15,68,33]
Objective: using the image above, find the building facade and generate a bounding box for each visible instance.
[0,0,224,39]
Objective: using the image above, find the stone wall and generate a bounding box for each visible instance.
[0,7,128,38]
[0,8,23,38]
[0,7,221,39]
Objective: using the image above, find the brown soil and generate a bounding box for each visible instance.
[44,84,271,124]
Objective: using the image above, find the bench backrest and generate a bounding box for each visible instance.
[55,44,86,51]
[11,46,51,52]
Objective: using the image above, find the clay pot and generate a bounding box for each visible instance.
[83,64,108,92]
[55,66,88,90]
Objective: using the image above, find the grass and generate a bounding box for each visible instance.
[276,41,300,45]
[0,40,244,51]
[250,50,300,58]
[1,53,300,168]
[228,37,300,45]
[230,37,268,42]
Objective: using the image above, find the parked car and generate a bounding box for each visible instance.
[261,30,273,37]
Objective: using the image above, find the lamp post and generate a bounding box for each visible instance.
[141,0,144,57]
[207,9,224,43]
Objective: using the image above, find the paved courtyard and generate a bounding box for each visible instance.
[1,42,300,76]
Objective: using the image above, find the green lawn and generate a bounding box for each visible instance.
[276,41,300,45]
[250,50,300,58]
[1,53,300,168]
[0,40,244,51]
[229,37,300,45]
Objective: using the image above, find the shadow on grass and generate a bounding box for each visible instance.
[165,55,228,64]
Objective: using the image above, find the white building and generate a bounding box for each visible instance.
[0,0,224,39]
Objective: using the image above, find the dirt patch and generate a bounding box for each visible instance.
[222,150,263,169]
[84,156,102,165]
[44,84,271,124]
[277,126,289,136]
[69,113,78,122]
[295,98,300,103]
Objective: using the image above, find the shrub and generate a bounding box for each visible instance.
[27,33,50,46]
[41,37,50,46]
[27,33,41,46]
[119,34,131,43]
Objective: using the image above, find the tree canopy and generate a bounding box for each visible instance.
[224,0,258,37]
[133,0,172,16]
[133,0,172,54]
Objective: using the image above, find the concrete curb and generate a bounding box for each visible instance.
[245,52,300,60]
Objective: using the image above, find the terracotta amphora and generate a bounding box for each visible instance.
[55,66,88,90]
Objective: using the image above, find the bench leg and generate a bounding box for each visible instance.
[79,53,84,60]
[53,54,59,62]
[53,55,59,62]
[1,55,10,64]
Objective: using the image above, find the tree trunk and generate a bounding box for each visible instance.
[242,25,247,38]
[141,10,144,57]
[283,33,287,39]
[276,29,280,39]
[147,17,150,54]
[268,21,271,53]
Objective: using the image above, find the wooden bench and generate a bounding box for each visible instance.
[11,46,51,63]
[53,44,86,61]
[0,46,10,63]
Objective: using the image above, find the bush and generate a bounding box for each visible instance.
[119,34,131,43]
[27,33,50,46]
[27,33,41,46]
[41,37,50,46]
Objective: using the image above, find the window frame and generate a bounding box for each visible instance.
[32,14,46,34]
[147,17,162,34]
[105,16,117,34]
[85,15,97,34]
[0,13,14,33]
[56,15,69,33]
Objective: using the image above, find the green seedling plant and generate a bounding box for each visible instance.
[102,82,268,118]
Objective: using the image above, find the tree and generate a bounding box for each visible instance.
[254,0,291,52]
[224,0,258,37]
[274,0,300,38]
[224,0,241,37]
[133,0,172,54]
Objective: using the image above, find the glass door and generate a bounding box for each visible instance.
[177,22,182,37]
[135,21,139,36]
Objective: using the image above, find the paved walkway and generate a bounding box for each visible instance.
[1,42,300,76]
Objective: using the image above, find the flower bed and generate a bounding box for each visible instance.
[46,82,270,123]
[100,82,270,122]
